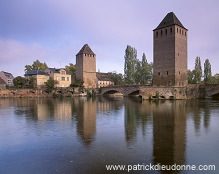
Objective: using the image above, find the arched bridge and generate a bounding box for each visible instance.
[100,85,148,96]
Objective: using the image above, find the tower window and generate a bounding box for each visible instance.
[179,71,180,74]
[166,71,168,75]
[161,30,163,35]
[158,72,160,75]
[180,29,181,34]
[165,29,167,34]
[170,28,172,33]
[185,31,187,36]
[182,30,184,35]
[177,28,178,33]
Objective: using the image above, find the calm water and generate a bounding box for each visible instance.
[0,97,218,174]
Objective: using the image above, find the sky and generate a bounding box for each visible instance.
[0,0,219,77]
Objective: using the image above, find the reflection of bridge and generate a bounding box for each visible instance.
[100,85,147,96]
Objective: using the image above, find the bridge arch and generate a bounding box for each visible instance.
[102,89,124,96]
[128,90,140,96]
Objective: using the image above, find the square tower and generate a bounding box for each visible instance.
[153,12,188,87]
[76,44,97,88]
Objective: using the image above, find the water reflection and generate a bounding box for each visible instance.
[0,98,218,174]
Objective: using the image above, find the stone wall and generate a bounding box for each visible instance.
[139,85,204,99]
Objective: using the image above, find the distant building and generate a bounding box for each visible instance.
[44,68,71,87]
[24,69,49,87]
[76,44,97,88]
[96,72,114,88]
[0,77,6,89]
[153,12,188,87]
[0,71,14,86]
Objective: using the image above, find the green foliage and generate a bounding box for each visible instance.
[71,79,84,87]
[13,76,27,88]
[25,60,48,73]
[194,57,202,84]
[124,45,137,84]
[44,77,58,93]
[27,77,37,88]
[109,71,124,85]
[204,59,212,83]
[155,91,160,98]
[124,46,152,85]
[65,63,76,76]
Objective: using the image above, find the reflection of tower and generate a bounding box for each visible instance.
[76,99,96,145]
[76,44,97,88]
[153,101,186,172]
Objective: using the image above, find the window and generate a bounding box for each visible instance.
[61,71,65,75]
[158,72,160,75]
[165,29,167,34]
[170,28,172,33]
[166,71,168,75]
[182,30,184,35]
[67,77,69,81]
[161,30,162,35]
[185,31,187,36]
[177,28,178,33]
[179,71,180,75]
[61,77,65,81]
[180,29,181,34]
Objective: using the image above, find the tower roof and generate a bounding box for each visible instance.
[154,12,187,30]
[76,44,95,56]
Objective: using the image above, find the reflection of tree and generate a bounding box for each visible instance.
[124,98,152,145]
[187,100,211,133]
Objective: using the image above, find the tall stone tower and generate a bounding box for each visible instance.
[153,12,188,87]
[76,44,97,88]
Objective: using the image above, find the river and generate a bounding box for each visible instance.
[0,97,218,174]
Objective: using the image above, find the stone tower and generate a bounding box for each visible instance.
[76,44,97,88]
[153,12,188,87]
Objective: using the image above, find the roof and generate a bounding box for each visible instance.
[76,44,95,56]
[46,68,71,75]
[0,77,6,84]
[154,12,187,30]
[96,72,113,81]
[25,69,49,76]
[1,71,14,78]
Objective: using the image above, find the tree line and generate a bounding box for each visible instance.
[188,57,219,84]
[124,45,152,85]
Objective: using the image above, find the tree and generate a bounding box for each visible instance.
[134,59,142,84]
[188,69,195,84]
[109,71,124,85]
[25,60,48,73]
[124,45,137,84]
[65,63,76,76]
[204,59,212,83]
[13,76,27,88]
[26,77,37,88]
[44,77,58,93]
[194,57,202,84]
[141,53,152,84]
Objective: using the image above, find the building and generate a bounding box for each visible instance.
[76,44,97,88]
[0,77,6,89]
[24,69,49,87]
[0,71,14,86]
[153,12,188,87]
[44,68,71,87]
[96,72,114,88]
